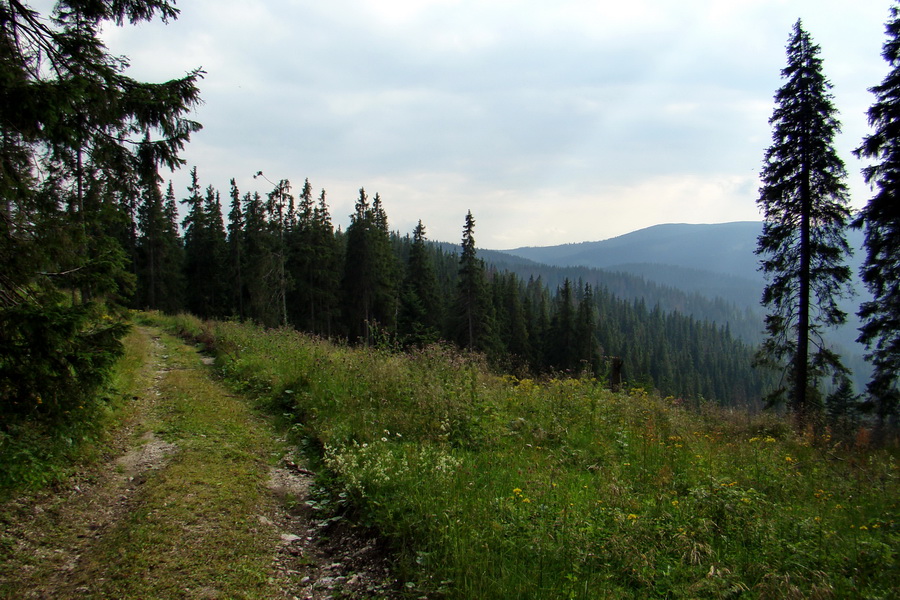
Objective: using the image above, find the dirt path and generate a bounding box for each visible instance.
[0,327,398,600]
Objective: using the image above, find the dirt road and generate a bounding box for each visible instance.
[0,327,396,599]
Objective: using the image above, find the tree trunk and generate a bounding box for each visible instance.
[795,157,812,429]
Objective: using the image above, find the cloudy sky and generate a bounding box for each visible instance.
[98,0,890,249]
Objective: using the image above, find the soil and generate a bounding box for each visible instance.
[0,328,402,600]
[267,458,401,599]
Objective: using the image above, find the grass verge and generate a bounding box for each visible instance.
[145,313,900,600]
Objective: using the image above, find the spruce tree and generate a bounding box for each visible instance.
[754,20,853,428]
[136,176,182,312]
[160,182,184,312]
[181,170,228,319]
[453,210,497,354]
[227,179,245,319]
[0,0,201,425]
[241,190,281,326]
[309,189,341,337]
[494,272,530,364]
[575,283,599,375]
[261,176,293,327]
[287,179,317,331]
[398,220,443,346]
[203,186,229,317]
[548,279,578,372]
[854,3,900,430]
[342,189,399,343]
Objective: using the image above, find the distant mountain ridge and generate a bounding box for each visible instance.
[504,222,763,278]
[500,221,866,307]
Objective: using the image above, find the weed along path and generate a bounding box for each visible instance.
[0,326,396,600]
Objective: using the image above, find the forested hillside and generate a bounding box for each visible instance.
[128,172,770,405]
[499,222,873,391]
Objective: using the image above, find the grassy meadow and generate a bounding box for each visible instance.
[148,312,898,599]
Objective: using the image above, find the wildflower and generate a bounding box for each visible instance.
[512,488,522,495]
[785,455,794,463]
[627,513,638,520]
[859,525,868,531]
[522,497,532,503]
[671,500,679,507]
[765,437,776,443]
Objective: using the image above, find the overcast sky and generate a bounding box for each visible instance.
[97,0,891,249]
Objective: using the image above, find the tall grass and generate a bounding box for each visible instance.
[153,314,899,599]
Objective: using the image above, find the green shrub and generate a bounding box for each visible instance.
[0,302,129,492]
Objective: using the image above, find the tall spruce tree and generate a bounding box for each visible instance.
[287,179,317,331]
[575,283,599,375]
[135,177,182,312]
[309,189,341,337]
[854,3,900,430]
[453,210,497,354]
[241,190,282,327]
[0,0,201,424]
[181,170,228,319]
[227,178,245,319]
[754,20,853,428]
[260,175,292,327]
[342,188,399,343]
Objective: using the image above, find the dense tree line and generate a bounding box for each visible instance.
[131,170,771,406]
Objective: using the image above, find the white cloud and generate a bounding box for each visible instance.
[83,0,893,248]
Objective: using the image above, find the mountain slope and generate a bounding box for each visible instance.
[495,221,871,387]
[504,222,763,277]
[500,221,866,311]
